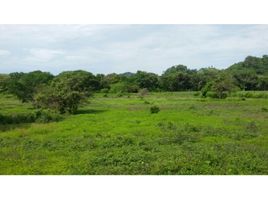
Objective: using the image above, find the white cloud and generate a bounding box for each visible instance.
[0,25,268,74]
[0,49,10,56]
[25,48,65,62]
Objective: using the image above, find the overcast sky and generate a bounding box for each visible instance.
[0,24,268,75]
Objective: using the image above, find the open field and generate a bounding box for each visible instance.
[0,92,268,174]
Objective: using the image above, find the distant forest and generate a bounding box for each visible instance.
[0,55,268,113]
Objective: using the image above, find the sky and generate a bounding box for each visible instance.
[0,24,268,75]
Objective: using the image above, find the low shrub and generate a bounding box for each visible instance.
[261,107,268,112]
[193,92,200,97]
[0,112,36,124]
[0,109,62,125]
[207,91,228,99]
[138,88,149,99]
[233,91,268,99]
[100,88,109,93]
[35,109,63,123]
[150,105,160,114]
[144,100,150,104]
[246,121,258,133]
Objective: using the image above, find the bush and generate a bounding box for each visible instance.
[35,109,62,123]
[150,105,160,114]
[261,107,268,112]
[144,100,150,104]
[34,86,85,114]
[100,88,109,93]
[232,91,268,99]
[193,92,200,97]
[0,112,35,124]
[138,88,149,99]
[0,109,62,125]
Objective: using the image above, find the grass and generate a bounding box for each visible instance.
[0,92,268,174]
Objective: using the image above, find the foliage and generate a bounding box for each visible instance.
[138,88,149,99]
[134,71,159,91]
[1,92,268,174]
[0,74,9,92]
[201,73,237,99]
[33,70,99,114]
[3,71,54,102]
[228,55,268,75]
[34,85,85,114]
[52,70,99,94]
[150,105,160,114]
[0,109,62,125]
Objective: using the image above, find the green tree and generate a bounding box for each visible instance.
[34,85,84,114]
[0,74,9,93]
[5,71,53,102]
[53,70,99,94]
[34,70,98,114]
[161,72,192,91]
[134,71,159,91]
[211,74,237,99]
[233,71,259,90]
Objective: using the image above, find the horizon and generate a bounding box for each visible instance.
[1,25,268,75]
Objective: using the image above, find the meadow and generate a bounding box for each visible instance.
[0,91,268,175]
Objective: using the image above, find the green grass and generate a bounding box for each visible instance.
[0,92,268,174]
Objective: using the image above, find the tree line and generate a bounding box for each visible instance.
[0,55,268,114]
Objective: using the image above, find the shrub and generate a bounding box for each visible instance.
[150,105,160,114]
[116,92,124,97]
[261,107,268,112]
[34,86,85,114]
[35,109,62,123]
[138,88,149,99]
[233,91,268,99]
[0,112,36,124]
[0,109,62,125]
[100,88,109,93]
[144,100,150,104]
[193,92,200,97]
[246,121,258,133]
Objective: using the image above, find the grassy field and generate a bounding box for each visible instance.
[0,92,268,175]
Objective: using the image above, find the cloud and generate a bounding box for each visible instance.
[0,49,10,56]
[25,48,65,62]
[0,25,268,74]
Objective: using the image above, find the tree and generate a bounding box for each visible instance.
[228,55,268,75]
[257,76,268,90]
[104,73,121,84]
[197,67,221,90]
[53,70,99,94]
[163,65,189,74]
[161,72,192,91]
[233,71,258,90]
[0,74,9,93]
[205,74,236,99]
[34,85,84,114]
[160,65,201,91]
[134,71,159,91]
[5,71,53,102]
[34,70,98,114]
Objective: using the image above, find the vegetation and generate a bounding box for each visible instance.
[0,92,268,174]
[0,54,268,174]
